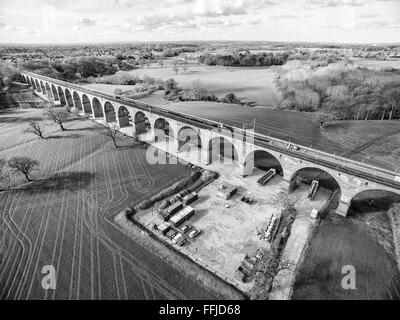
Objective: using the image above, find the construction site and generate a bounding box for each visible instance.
[131,154,334,294]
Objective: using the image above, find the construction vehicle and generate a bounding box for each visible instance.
[257,169,276,186]
[308,180,319,200]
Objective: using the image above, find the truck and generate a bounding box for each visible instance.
[257,169,277,186]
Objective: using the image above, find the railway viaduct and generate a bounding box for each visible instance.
[20,72,400,216]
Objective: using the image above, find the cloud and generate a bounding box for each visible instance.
[310,0,365,7]
[74,17,97,26]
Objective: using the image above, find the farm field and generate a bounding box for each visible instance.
[321,120,400,172]
[83,63,282,107]
[0,107,225,300]
[292,214,400,300]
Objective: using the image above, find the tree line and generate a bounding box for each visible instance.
[199,51,289,67]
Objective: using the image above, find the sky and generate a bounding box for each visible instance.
[0,0,399,44]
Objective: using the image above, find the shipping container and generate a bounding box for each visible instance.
[169,206,195,227]
[182,192,199,205]
[166,201,183,216]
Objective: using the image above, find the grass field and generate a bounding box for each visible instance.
[292,214,400,300]
[321,120,400,172]
[84,62,282,107]
[0,107,225,300]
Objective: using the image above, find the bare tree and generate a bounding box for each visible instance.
[277,193,300,218]
[43,107,70,131]
[7,157,39,182]
[24,121,46,139]
[172,61,179,75]
[99,123,119,148]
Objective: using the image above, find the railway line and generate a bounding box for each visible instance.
[22,71,400,192]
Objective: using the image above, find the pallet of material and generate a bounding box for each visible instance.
[257,169,276,186]
[169,206,195,227]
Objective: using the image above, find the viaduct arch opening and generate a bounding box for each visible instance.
[243,150,284,177]
[82,94,92,115]
[58,87,66,106]
[73,92,82,111]
[104,102,116,123]
[348,190,400,216]
[40,81,46,94]
[134,111,151,135]
[154,118,174,142]
[65,89,74,110]
[45,83,52,99]
[208,137,239,164]
[92,98,104,118]
[177,126,202,152]
[118,106,131,128]
[289,167,341,210]
[51,85,59,101]
[31,79,37,91]
[35,80,41,92]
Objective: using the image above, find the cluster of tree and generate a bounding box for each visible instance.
[93,71,164,88]
[276,62,400,121]
[199,51,289,67]
[163,79,244,105]
[20,56,135,82]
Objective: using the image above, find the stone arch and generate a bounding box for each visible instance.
[45,83,52,99]
[289,167,341,209]
[58,87,66,106]
[177,126,202,152]
[348,189,400,216]
[154,118,174,142]
[82,94,92,115]
[31,78,37,91]
[118,106,132,128]
[134,111,151,135]
[208,136,239,164]
[92,97,104,118]
[73,92,82,111]
[35,79,41,92]
[243,149,284,177]
[104,102,116,123]
[21,75,26,83]
[40,81,46,94]
[64,89,74,109]
[51,84,59,101]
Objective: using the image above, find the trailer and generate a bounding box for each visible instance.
[308,180,319,200]
[257,169,277,186]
